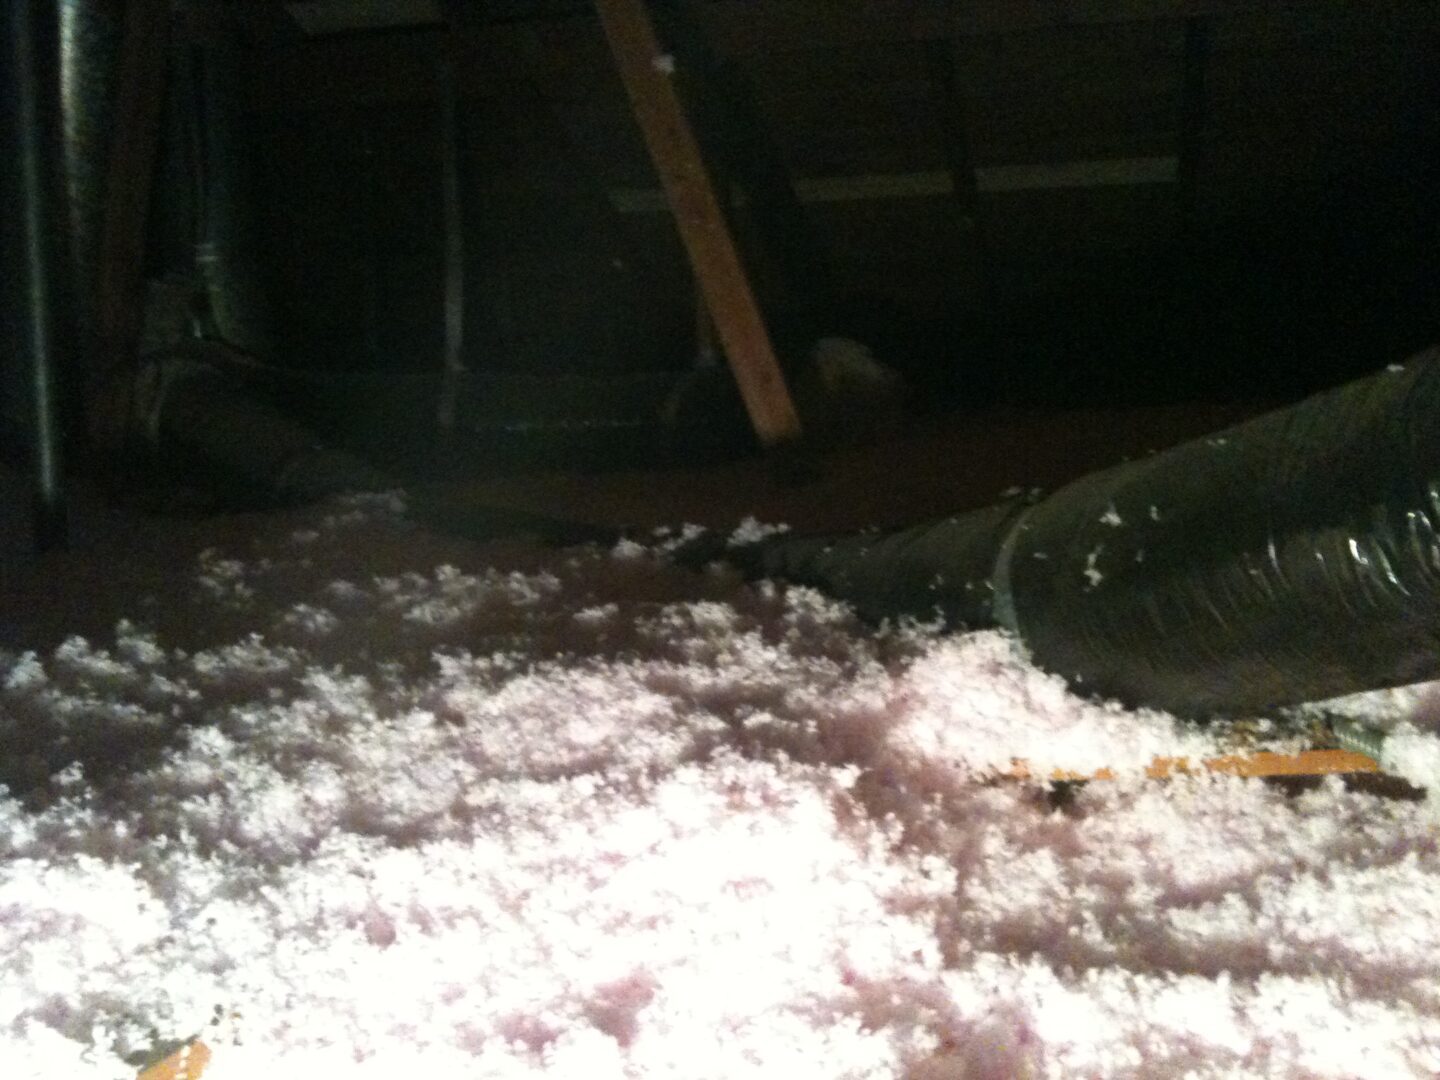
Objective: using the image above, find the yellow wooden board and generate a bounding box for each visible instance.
[1005,747,1381,783]
[136,1041,210,1080]
[595,0,802,447]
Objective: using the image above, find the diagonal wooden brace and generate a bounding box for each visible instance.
[595,0,802,448]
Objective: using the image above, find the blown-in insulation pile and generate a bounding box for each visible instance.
[2,494,1439,1078]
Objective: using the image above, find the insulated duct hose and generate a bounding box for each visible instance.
[97,342,392,504]
[96,342,620,546]
[720,347,1440,717]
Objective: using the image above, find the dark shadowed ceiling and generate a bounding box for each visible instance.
[169,1,1440,409]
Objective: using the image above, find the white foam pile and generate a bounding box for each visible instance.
[2,495,1439,1078]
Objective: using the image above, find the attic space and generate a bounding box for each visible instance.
[4,0,1440,519]
[7,6,1440,1079]
[223,1,1440,409]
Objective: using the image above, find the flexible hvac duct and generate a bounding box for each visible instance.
[98,342,624,548]
[718,347,1440,717]
[102,342,392,504]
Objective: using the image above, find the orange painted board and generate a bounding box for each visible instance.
[1006,748,1382,784]
[95,0,170,374]
[136,1040,210,1080]
[594,0,802,447]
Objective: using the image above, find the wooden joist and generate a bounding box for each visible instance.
[1006,748,1382,784]
[1176,17,1213,227]
[595,0,802,448]
[136,1040,210,1080]
[93,0,170,383]
[435,32,465,431]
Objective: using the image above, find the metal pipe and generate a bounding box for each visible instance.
[191,37,270,356]
[13,0,69,553]
[57,0,121,352]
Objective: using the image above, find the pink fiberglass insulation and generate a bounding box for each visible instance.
[1,493,1439,1078]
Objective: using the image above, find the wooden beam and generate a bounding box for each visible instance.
[661,0,836,310]
[595,0,801,447]
[1006,748,1383,784]
[88,0,170,471]
[436,29,465,430]
[93,0,170,385]
[927,37,997,317]
[606,158,1182,213]
[1176,17,1212,228]
[136,1040,210,1080]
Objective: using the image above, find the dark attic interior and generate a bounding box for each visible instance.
[4,0,1440,545]
[8,9,1440,1077]
[4,0,1440,683]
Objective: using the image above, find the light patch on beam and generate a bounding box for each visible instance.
[976,156,1179,192]
[608,156,1179,213]
[285,0,443,36]
[798,171,953,202]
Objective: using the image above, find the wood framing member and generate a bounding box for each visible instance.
[927,36,998,314]
[667,0,836,310]
[230,4,1440,113]
[436,26,465,431]
[1176,17,1212,228]
[594,0,802,448]
[607,159,1183,213]
[94,0,170,387]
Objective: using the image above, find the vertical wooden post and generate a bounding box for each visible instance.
[694,277,719,368]
[666,0,836,312]
[436,30,466,431]
[1176,18,1212,232]
[928,37,998,315]
[594,0,802,447]
[135,1039,210,1080]
[94,0,170,377]
[87,0,170,478]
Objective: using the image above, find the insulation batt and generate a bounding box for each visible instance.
[1,494,1439,1079]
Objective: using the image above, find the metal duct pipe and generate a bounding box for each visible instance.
[96,342,618,544]
[56,0,121,349]
[719,347,1440,717]
[55,0,170,456]
[101,342,391,504]
[11,0,70,552]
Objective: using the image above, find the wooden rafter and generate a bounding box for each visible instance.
[136,1040,210,1080]
[93,0,170,385]
[595,0,801,448]
[1176,17,1213,228]
[1006,748,1382,784]
[667,0,836,311]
